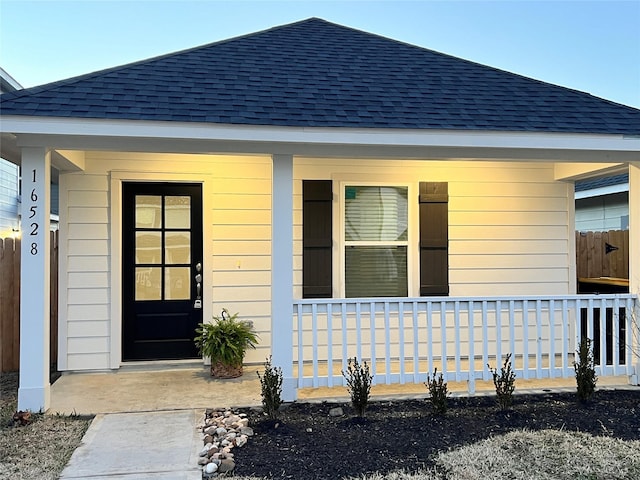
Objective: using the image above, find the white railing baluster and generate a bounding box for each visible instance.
[523,299,529,380]
[613,297,620,374]
[561,299,569,377]
[341,302,348,378]
[297,304,304,386]
[454,300,461,382]
[536,300,542,378]
[626,297,634,373]
[398,301,406,383]
[440,301,447,378]
[496,300,502,366]
[468,300,475,394]
[599,297,609,376]
[509,300,515,375]
[549,299,555,378]
[482,300,489,381]
[384,303,391,384]
[412,301,419,383]
[327,303,334,388]
[427,301,434,378]
[369,301,376,382]
[312,303,319,388]
[355,302,362,362]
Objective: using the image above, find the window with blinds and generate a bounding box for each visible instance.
[344,185,408,297]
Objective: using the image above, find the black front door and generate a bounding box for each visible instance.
[122,182,203,361]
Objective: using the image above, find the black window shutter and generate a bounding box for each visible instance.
[303,180,332,298]
[419,182,449,296]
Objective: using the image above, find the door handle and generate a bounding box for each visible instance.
[194,262,202,309]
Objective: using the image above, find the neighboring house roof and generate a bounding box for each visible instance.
[0,67,22,93]
[575,173,629,193]
[1,18,640,134]
[575,173,629,200]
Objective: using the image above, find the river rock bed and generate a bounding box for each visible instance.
[198,407,255,478]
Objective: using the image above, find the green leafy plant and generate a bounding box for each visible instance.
[575,337,598,402]
[194,308,258,378]
[425,368,449,414]
[257,356,283,420]
[342,357,373,418]
[488,353,516,411]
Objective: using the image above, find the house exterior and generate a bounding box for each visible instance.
[1,68,60,236]
[0,68,22,236]
[1,18,639,412]
[575,173,629,231]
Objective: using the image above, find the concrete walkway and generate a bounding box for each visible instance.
[54,362,261,479]
[60,410,202,480]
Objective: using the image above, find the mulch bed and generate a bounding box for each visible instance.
[233,389,640,479]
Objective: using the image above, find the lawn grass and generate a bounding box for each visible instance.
[0,373,91,480]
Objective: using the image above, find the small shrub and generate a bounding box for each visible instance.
[257,356,283,420]
[575,337,598,402]
[342,357,373,418]
[488,353,516,411]
[425,368,449,414]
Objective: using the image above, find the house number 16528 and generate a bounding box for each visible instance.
[29,168,39,255]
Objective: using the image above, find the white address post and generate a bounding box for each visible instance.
[18,147,52,412]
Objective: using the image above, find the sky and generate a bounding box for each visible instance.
[0,0,639,108]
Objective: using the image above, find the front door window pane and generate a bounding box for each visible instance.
[135,232,162,264]
[165,267,190,300]
[135,195,162,228]
[165,196,191,229]
[165,232,190,264]
[135,267,162,300]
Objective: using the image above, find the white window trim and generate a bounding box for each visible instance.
[333,177,419,298]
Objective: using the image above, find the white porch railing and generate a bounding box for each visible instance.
[293,294,639,394]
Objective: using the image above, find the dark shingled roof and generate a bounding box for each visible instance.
[575,173,629,193]
[2,18,640,133]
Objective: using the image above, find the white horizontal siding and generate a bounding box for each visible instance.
[60,153,575,371]
[62,172,111,369]
[294,158,572,298]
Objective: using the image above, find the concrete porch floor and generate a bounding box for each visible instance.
[48,360,635,415]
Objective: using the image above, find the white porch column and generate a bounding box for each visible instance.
[18,147,51,412]
[630,163,640,296]
[271,154,296,401]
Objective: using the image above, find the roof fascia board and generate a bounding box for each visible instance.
[3,116,639,161]
[575,183,629,199]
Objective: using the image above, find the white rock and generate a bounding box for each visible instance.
[240,426,254,436]
[235,435,247,448]
[238,418,249,427]
[205,462,218,474]
[215,427,227,436]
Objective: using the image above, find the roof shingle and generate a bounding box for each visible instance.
[2,18,639,134]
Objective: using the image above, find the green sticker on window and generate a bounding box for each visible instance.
[345,187,357,199]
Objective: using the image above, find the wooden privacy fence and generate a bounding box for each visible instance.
[0,231,58,372]
[576,230,629,279]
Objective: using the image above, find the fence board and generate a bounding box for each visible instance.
[0,232,58,372]
[576,230,629,280]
